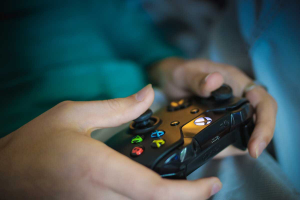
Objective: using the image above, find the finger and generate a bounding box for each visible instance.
[176,65,224,97]
[214,145,247,159]
[154,177,222,200]
[52,84,155,133]
[179,60,253,97]
[246,87,277,158]
[194,72,224,97]
[83,138,222,200]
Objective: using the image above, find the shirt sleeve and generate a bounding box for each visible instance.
[97,0,183,67]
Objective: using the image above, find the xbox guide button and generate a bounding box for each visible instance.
[194,117,212,126]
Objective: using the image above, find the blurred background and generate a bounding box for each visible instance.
[1,0,300,197]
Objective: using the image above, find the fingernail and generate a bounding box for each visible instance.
[211,183,221,196]
[204,73,213,82]
[256,141,266,158]
[136,84,152,102]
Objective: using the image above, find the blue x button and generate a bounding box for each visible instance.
[151,130,165,138]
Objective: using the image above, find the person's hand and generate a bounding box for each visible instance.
[151,58,277,159]
[0,85,222,200]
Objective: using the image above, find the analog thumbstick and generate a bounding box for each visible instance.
[211,84,233,101]
[133,109,153,128]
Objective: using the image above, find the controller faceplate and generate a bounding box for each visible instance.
[106,92,254,179]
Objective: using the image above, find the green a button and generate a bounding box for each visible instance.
[131,135,144,144]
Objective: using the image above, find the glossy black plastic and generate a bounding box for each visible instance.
[211,84,233,101]
[106,86,254,179]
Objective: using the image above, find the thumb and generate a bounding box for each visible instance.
[56,84,154,133]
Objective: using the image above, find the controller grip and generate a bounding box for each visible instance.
[232,103,255,150]
[233,119,254,150]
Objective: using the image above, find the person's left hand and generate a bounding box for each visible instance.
[0,85,222,200]
[150,58,277,159]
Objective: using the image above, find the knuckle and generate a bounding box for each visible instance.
[57,100,73,106]
[266,94,278,113]
[56,100,76,111]
[271,97,278,110]
[221,65,239,80]
[198,59,210,67]
[105,99,122,112]
[51,101,78,123]
[223,64,235,72]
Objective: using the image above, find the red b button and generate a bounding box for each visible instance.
[130,145,145,157]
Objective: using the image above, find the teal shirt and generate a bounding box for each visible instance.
[1,0,180,137]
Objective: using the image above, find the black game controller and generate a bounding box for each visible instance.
[106,84,254,179]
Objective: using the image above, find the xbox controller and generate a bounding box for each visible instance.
[106,84,254,179]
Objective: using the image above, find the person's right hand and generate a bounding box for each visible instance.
[0,84,222,200]
[151,58,278,159]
